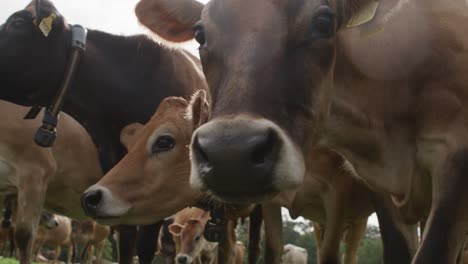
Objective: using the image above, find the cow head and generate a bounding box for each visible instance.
[39,211,59,229]
[135,0,378,203]
[0,0,69,106]
[81,91,209,225]
[169,218,212,264]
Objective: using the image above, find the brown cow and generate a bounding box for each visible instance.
[134,0,468,263]
[73,220,111,264]
[0,100,102,264]
[169,207,217,264]
[34,213,73,264]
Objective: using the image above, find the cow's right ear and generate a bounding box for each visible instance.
[120,123,144,150]
[188,90,209,129]
[135,0,204,43]
[169,223,184,237]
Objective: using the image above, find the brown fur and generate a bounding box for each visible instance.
[74,221,110,264]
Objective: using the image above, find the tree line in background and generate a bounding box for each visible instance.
[234,216,383,264]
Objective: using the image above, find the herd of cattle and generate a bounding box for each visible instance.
[0,0,468,263]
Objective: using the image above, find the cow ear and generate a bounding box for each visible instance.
[188,90,209,130]
[120,123,144,150]
[135,0,204,42]
[29,0,66,37]
[169,223,184,237]
[340,0,379,28]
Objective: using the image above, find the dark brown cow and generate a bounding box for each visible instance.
[134,0,468,263]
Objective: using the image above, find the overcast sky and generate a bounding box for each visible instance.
[1,0,380,227]
[0,0,208,54]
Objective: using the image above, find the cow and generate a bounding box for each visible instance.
[73,220,111,264]
[0,1,206,263]
[169,207,217,264]
[0,100,102,264]
[282,244,308,264]
[133,0,468,263]
[34,213,73,264]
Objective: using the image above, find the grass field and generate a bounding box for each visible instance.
[0,257,46,264]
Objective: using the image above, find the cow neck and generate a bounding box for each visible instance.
[61,30,188,172]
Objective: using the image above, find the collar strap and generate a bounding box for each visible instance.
[24,25,87,147]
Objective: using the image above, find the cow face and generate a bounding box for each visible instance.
[81,92,209,225]
[169,219,210,264]
[135,0,377,203]
[0,0,69,106]
[39,211,59,229]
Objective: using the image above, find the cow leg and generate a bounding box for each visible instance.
[87,244,94,264]
[53,245,61,264]
[248,205,262,264]
[317,199,345,264]
[313,222,324,250]
[217,220,236,264]
[15,167,48,264]
[342,219,367,264]
[370,192,417,264]
[118,225,137,264]
[67,243,73,264]
[136,222,162,264]
[95,241,105,264]
[262,203,283,264]
[413,150,468,264]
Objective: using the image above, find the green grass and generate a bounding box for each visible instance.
[0,257,46,264]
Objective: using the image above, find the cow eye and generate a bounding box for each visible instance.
[195,235,201,241]
[192,23,206,46]
[310,7,336,40]
[9,17,27,28]
[151,135,175,154]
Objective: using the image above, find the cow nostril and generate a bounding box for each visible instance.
[250,129,278,165]
[84,190,103,209]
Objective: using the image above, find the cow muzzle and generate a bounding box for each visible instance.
[190,117,305,203]
[81,185,131,220]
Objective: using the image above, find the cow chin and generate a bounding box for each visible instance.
[81,184,131,222]
[189,117,305,204]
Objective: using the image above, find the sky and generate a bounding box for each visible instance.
[1,0,379,227]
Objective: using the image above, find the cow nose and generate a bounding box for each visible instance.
[54,220,59,227]
[81,189,103,216]
[191,120,281,200]
[177,255,187,263]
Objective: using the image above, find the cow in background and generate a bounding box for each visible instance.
[34,212,73,264]
[169,208,217,264]
[73,220,111,264]
[282,244,308,264]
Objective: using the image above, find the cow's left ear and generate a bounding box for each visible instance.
[169,223,184,237]
[188,90,209,130]
[120,123,145,150]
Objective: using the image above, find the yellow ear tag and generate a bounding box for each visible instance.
[346,0,379,28]
[38,13,57,37]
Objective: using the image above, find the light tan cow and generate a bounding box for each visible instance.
[133,0,468,263]
[34,213,73,264]
[282,244,308,264]
[73,220,111,264]
[169,207,217,264]
[0,100,102,264]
